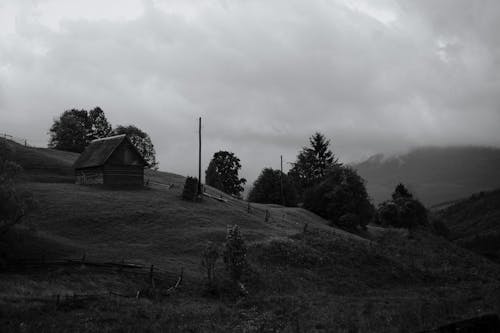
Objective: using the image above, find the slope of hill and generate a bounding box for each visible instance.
[0,137,79,182]
[353,146,500,206]
[438,189,500,262]
[2,138,500,331]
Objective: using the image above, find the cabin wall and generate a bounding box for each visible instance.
[103,165,144,186]
[75,167,104,185]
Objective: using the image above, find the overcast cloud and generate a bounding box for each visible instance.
[1,0,500,183]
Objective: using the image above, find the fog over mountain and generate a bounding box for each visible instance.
[1,1,500,184]
[354,146,500,206]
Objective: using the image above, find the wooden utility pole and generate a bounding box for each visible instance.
[198,117,202,195]
[280,155,285,206]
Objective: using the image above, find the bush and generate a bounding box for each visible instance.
[302,165,374,230]
[182,177,199,201]
[223,225,247,282]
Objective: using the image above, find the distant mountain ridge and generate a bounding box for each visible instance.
[353,146,500,206]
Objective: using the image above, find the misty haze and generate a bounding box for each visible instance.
[1,1,500,332]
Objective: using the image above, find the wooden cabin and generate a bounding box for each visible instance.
[73,134,148,187]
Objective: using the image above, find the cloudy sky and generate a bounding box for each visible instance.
[1,0,500,184]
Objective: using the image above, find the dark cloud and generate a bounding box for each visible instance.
[1,0,499,184]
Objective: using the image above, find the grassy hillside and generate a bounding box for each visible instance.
[0,137,79,183]
[438,189,500,262]
[2,139,500,331]
[354,146,500,206]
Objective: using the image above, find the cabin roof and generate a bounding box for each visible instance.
[73,134,148,169]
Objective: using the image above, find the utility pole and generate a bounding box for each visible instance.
[280,155,285,206]
[198,117,202,196]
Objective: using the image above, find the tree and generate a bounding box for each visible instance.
[376,183,428,229]
[48,107,112,153]
[0,145,34,236]
[113,125,158,170]
[87,107,112,141]
[49,109,89,153]
[205,151,246,197]
[247,168,297,207]
[288,132,339,198]
[303,165,374,230]
[392,183,413,201]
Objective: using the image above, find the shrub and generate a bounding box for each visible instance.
[223,225,247,282]
[182,176,199,201]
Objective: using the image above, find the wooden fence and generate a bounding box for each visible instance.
[2,257,183,303]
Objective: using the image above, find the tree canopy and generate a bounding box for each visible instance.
[113,125,158,169]
[205,151,246,197]
[303,165,374,230]
[248,168,297,207]
[48,107,112,153]
[288,132,339,198]
[377,183,428,229]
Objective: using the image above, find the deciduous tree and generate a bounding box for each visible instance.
[303,165,374,230]
[377,183,428,229]
[248,168,297,207]
[205,151,246,197]
[48,107,112,153]
[113,125,158,170]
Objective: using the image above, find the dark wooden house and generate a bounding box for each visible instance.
[73,134,148,186]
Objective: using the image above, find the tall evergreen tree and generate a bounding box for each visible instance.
[288,132,339,198]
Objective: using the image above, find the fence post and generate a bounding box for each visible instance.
[150,264,155,289]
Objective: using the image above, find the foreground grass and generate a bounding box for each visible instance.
[2,227,499,332]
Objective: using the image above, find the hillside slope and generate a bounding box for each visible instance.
[354,146,500,206]
[438,189,500,262]
[0,137,79,182]
[2,137,351,273]
[2,138,500,331]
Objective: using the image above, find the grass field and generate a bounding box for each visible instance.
[1,138,500,332]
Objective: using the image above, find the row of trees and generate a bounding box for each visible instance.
[204,132,433,231]
[49,108,158,169]
[203,132,374,230]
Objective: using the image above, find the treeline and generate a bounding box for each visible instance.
[202,132,437,233]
